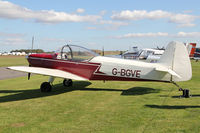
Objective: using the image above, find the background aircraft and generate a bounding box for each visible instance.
[121,46,165,62]
[186,43,200,62]
[186,43,196,58]
[8,41,192,97]
[121,43,196,63]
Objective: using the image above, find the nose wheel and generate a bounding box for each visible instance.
[63,79,73,87]
[40,82,52,92]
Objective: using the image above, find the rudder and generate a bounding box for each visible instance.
[158,41,192,82]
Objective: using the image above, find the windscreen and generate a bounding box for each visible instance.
[58,44,99,61]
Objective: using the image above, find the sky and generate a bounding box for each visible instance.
[0,0,200,52]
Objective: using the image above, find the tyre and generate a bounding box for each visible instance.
[40,82,52,92]
[63,79,73,87]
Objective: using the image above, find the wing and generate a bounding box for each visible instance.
[7,66,87,81]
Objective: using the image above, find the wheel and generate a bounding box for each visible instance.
[182,89,190,98]
[40,82,52,92]
[63,79,73,87]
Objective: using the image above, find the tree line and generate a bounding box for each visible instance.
[11,49,44,54]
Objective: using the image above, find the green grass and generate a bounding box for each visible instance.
[0,56,27,67]
[0,60,200,133]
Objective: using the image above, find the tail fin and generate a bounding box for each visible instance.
[158,41,192,82]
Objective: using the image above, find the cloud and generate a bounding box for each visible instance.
[100,10,107,16]
[0,1,129,29]
[111,10,198,27]
[0,37,27,45]
[0,31,27,45]
[115,32,169,38]
[86,27,97,30]
[76,8,85,13]
[176,32,200,37]
[97,20,128,26]
[42,38,66,42]
[0,1,101,23]
[111,10,170,20]
[114,32,200,39]
[0,32,25,37]
[183,10,193,14]
[168,13,196,26]
[177,23,196,27]
[90,20,129,30]
[0,31,28,46]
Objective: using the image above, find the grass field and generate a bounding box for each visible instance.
[0,57,200,133]
[0,56,27,67]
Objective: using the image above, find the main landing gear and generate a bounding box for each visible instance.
[40,82,52,92]
[172,82,190,98]
[63,79,73,87]
[40,77,73,92]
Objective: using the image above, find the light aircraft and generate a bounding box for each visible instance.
[187,43,200,62]
[137,48,164,62]
[8,41,192,97]
[122,46,139,59]
[122,43,196,63]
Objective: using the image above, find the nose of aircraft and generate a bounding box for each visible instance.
[28,53,57,59]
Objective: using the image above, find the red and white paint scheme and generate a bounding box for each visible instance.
[8,41,192,92]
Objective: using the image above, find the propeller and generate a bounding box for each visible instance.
[28,73,31,80]
[28,64,31,80]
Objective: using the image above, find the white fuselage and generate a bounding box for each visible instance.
[90,56,171,82]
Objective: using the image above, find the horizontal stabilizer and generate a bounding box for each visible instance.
[7,66,87,81]
[155,66,181,78]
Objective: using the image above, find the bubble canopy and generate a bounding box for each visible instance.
[57,44,99,61]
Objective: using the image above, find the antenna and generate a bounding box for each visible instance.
[102,46,104,56]
[31,36,34,54]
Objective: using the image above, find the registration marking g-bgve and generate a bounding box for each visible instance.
[112,68,141,78]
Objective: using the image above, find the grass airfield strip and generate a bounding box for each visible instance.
[0,58,200,132]
[0,56,27,67]
[0,62,199,133]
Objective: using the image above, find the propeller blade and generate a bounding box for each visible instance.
[28,73,31,80]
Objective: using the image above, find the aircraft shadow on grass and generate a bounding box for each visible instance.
[145,105,200,109]
[0,81,160,103]
[171,95,200,98]
[159,95,200,98]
